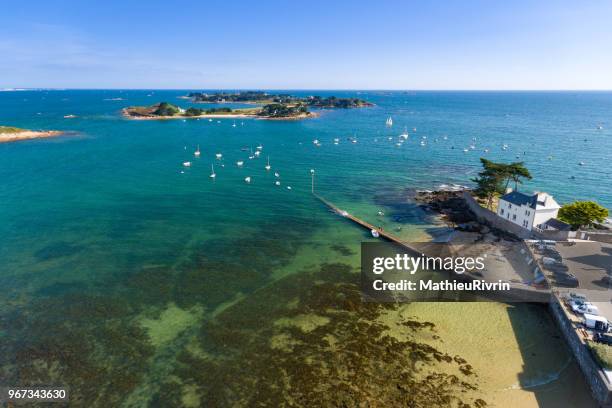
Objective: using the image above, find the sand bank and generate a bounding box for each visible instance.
[0,129,64,143]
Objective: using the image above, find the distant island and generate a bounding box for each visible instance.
[122,101,314,120]
[186,91,374,108]
[0,125,64,143]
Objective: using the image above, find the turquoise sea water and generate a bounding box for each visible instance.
[0,90,610,406]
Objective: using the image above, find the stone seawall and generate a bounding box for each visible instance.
[461,192,533,239]
[548,295,612,407]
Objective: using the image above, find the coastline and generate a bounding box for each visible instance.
[121,108,317,121]
[0,130,64,144]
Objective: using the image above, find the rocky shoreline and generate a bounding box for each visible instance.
[414,188,520,241]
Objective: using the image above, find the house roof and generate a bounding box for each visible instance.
[500,191,536,208]
[544,218,572,231]
[500,190,560,210]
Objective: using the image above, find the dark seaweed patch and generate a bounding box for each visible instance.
[156,263,485,407]
[34,242,84,261]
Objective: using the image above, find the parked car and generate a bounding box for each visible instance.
[567,292,587,302]
[547,263,569,272]
[586,314,609,332]
[576,303,599,315]
[541,249,562,261]
[595,332,612,344]
[557,274,579,288]
[571,299,590,312]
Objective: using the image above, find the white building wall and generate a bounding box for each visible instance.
[497,200,535,230]
[533,208,559,228]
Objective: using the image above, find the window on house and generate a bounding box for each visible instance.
[512,214,517,221]
[508,203,512,209]
[500,209,504,215]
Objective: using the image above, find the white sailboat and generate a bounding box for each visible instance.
[275,181,281,186]
[244,176,251,183]
[236,161,244,167]
[194,145,201,157]
[400,127,409,139]
[209,164,216,178]
[215,153,223,159]
[256,144,263,150]
[232,121,237,127]
[265,156,271,171]
[183,161,191,167]
[274,172,280,178]
[385,116,393,127]
[254,150,261,157]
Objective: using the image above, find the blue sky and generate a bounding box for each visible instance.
[2,0,611,89]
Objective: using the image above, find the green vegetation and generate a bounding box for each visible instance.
[558,201,609,229]
[205,107,233,114]
[471,158,532,208]
[184,107,205,116]
[589,341,612,369]
[306,95,372,108]
[188,91,274,103]
[258,103,308,118]
[152,102,180,116]
[187,91,372,108]
[0,126,24,134]
[124,101,308,119]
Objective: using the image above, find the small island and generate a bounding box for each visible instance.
[122,101,314,120]
[186,91,373,108]
[0,125,64,143]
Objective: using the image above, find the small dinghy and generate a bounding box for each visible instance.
[183,161,191,167]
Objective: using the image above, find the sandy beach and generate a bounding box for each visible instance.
[0,130,64,143]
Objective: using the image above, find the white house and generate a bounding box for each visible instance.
[496,190,564,231]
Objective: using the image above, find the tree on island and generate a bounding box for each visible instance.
[471,159,533,208]
[184,107,204,116]
[153,102,179,116]
[558,201,609,230]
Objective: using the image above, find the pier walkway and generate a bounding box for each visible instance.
[313,193,422,255]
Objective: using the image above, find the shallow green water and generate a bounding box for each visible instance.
[0,90,609,406]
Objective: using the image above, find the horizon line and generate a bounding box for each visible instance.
[3,88,612,92]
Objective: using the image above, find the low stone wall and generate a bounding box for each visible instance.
[461,192,533,239]
[548,295,612,407]
[533,229,573,241]
[586,231,612,244]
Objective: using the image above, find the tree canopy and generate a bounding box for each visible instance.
[153,102,180,116]
[558,201,609,229]
[471,158,532,208]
